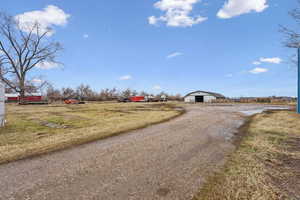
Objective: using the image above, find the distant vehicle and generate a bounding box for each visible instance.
[118,95,168,103]
[145,95,168,102]
[118,96,145,102]
[118,97,131,103]
[64,99,85,104]
[130,96,145,102]
[160,95,167,102]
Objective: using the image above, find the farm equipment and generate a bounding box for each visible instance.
[118,96,146,102]
[130,96,146,102]
[64,99,85,104]
[118,97,131,103]
[118,95,168,103]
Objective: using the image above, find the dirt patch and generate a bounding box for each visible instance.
[41,122,69,129]
[273,155,300,199]
[285,137,300,152]
[232,117,252,147]
[275,136,300,199]
[157,188,171,196]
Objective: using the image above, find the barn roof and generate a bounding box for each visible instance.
[184,91,225,98]
[5,93,19,98]
[5,93,42,97]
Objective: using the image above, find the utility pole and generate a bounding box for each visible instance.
[298,48,300,114]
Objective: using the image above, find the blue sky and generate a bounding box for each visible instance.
[2,0,298,97]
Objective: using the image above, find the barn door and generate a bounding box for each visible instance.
[195,96,204,102]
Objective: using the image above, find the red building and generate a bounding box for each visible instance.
[5,93,42,102]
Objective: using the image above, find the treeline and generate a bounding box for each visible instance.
[46,84,183,102]
[212,97,296,104]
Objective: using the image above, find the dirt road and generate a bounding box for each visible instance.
[0,104,288,200]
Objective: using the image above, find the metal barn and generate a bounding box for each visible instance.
[184,91,225,103]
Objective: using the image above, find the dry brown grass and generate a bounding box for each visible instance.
[194,110,300,200]
[0,102,183,164]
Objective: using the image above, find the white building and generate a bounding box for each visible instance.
[184,91,225,103]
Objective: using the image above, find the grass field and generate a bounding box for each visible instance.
[0,102,183,164]
[194,110,300,200]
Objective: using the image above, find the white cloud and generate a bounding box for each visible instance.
[83,34,89,39]
[252,57,282,66]
[249,67,268,74]
[119,75,132,80]
[36,61,60,69]
[15,5,70,36]
[253,61,261,65]
[259,57,282,64]
[217,0,268,19]
[167,52,183,59]
[32,78,43,83]
[153,85,162,90]
[148,0,207,27]
[148,16,158,25]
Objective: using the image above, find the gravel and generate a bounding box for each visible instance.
[0,104,290,200]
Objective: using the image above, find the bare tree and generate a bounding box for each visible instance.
[76,84,94,101]
[99,88,119,101]
[0,13,62,103]
[61,87,76,99]
[46,85,62,102]
[139,91,149,96]
[281,1,300,48]
[121,88,134,98]
[168,93,183,101]
[24,77,50,94]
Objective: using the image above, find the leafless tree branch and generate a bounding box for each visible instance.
[0,12,62,103]
[281,1,300,48]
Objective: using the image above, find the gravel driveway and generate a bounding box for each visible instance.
[0,104,289,200]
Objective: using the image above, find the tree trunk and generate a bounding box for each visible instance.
[19,90,25,105]
[19,79,26,105]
